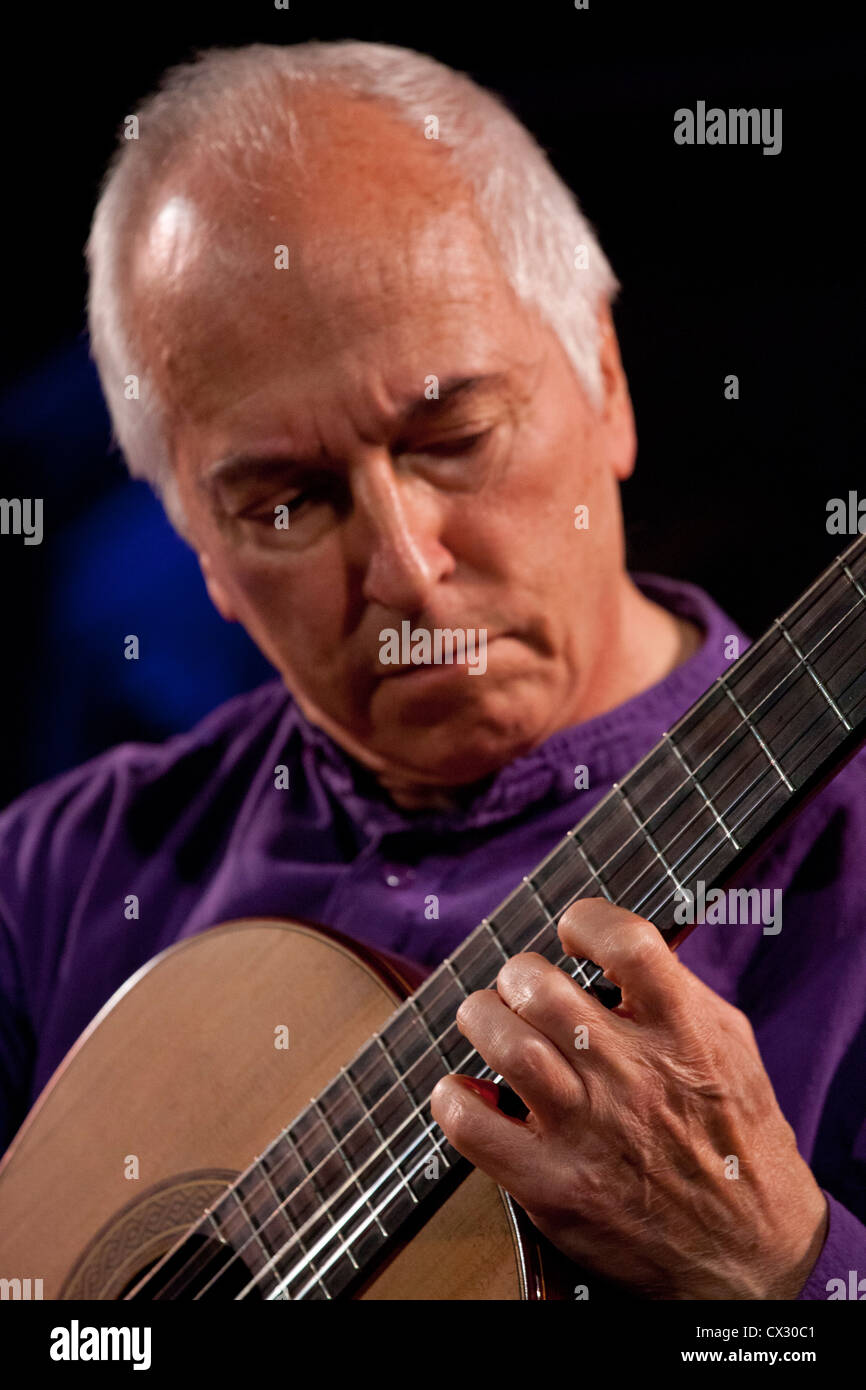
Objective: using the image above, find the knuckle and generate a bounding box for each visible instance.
[610,927,660,975]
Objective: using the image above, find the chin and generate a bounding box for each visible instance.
[384,708,548,787]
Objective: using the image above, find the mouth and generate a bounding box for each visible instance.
[376,629,500,681]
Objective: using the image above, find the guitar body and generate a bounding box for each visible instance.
[0,919,571,1299]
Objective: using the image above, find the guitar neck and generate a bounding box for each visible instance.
[149,533,866,1299]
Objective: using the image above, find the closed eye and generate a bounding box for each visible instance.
[407,429,492,458]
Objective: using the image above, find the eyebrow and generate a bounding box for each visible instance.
[200,372,510,492]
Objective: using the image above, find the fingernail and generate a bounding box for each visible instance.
[459,1076,501,1107]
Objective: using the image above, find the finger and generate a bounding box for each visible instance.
[454,987,584,1125]
[494,951,622,1067]
[556,897,691,1028]
[430,1072,544,1203]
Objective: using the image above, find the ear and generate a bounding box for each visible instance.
[198,551,239,623]
[596,300,637,483]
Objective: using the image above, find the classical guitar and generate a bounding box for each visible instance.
[1,533,865,1299]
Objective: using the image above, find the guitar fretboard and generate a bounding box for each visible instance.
[133,533,866,1300]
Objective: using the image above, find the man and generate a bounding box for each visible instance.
[1,40,864,1300]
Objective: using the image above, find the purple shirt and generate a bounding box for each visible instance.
[1,573,865,1300]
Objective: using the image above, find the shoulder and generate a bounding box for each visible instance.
[0,679,293,920]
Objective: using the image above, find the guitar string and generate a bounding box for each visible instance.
[178,575,866,1300]
[132,548,866,1299]
[150,561,866,1301]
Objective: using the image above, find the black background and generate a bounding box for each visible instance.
[1,0,863,808]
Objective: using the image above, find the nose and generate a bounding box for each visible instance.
[350,452,456,613]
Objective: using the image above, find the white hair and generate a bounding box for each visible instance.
[86,40,620,532]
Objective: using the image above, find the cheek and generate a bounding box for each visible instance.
[214,548,352,663]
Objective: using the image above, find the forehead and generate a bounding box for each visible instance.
[127,93,528,433]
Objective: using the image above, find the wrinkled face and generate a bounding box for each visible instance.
[127,94,636,795]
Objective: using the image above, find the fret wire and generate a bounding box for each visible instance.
[662,730,741,851]
[774,616,852,732]
[287,1102,462,1301]
[718,674,794,792]
[482,916,510,964]
[372,1036,423,1204]
[311,1097,375,1259]
[290,1116,356,1280]
[405,1000,453,1173]
[256,1154,305,1245]
[522,874,557,926]
[337,1069,400,1235]
[567,827,614,901]
[227,1186,278,1278]
[444,956,468,996]
[841,560,866,604]
[613,781,689,899]
[408,995,452,1073]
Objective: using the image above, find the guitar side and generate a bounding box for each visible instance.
[0,918,570,1299]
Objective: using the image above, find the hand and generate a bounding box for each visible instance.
[430,898,828,1299]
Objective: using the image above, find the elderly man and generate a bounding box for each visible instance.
[1,40,864,1302]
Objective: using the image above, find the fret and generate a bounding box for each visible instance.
[226,1186,277,1286]
[483,881,538,953]
[670,680,792,848]
[249,1153,308,1275]
[290,1108,363,1292]
[448,920,509,993]
[520,875,565,961]
[567,827,614,902]
[663,730,741,851]
[613,781,689,901]
[801,569,866,725]
[380,1004,450,1105]
[523,873,556,925]
[531,839,591,919]
[408,994,453,1072]
[246,1144,333,1301]
[824,647,866,727]
[312,1096,381,1263]
[257,1131,335,1292]
[370,1035,427,1200]
[482,916,510,965]
[569,805,666,916]
[841,559,866,603]
[727,633,841,788]
[371,1032,456,1203]
[411,965,470,1060]
[222,1161,302,1299]
[337,1066,407,1234]
[788,570,864,696]
[719,674,794,792]
[774,617,852,732]
[444,955,469,997]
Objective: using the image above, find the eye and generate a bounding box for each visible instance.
[411,429,492,458]
[243,488,318,524]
